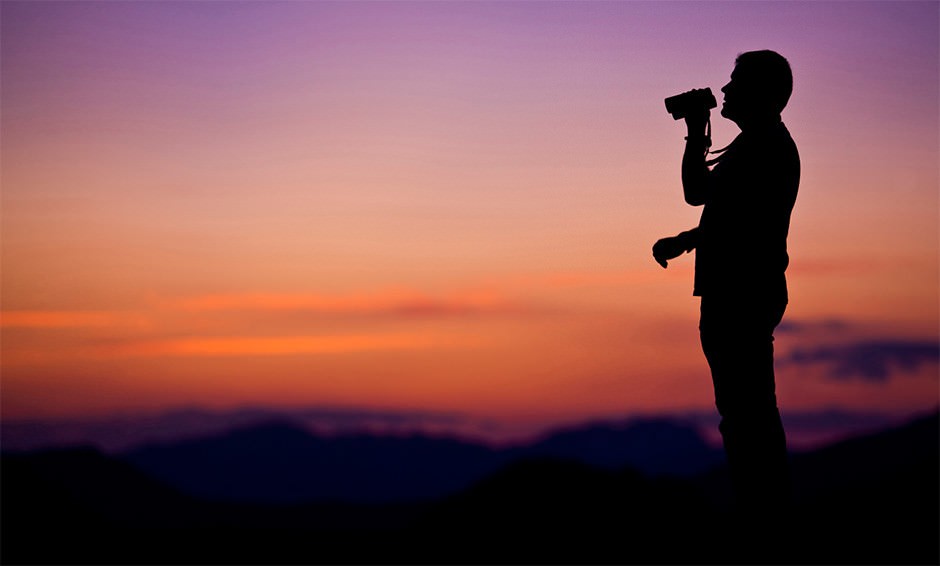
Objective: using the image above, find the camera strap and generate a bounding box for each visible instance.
[704,116,733,166]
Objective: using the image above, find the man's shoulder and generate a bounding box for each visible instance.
[753,123,799,163]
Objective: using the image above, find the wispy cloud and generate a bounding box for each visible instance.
[776,318,851,334]
[0,311,136,329]
[492,269,666,290]
[169,289,542,318]
[781,340,940,381]
[98,332,474,358]
[3,270,648,333]
[165,269,662,318]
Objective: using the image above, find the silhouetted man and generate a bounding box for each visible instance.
[653,50,799,517]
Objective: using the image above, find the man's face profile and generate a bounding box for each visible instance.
[720,65,752,124]
[720,58,783,127]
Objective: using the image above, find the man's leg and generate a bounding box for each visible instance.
[700,297,790,513]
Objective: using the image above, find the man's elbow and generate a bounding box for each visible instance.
[681,179,708,206]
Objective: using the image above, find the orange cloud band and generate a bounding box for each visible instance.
[165,270,666,316]
[100,332,472,358]
[0,311,125,328]
[170,289,528,316]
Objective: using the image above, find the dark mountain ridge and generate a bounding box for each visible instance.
[125,420,509,503]
[2,411,936,564]
[121,416,723,504]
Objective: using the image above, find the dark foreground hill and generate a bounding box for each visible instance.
[2,411,937,565]
[121,417,723,504]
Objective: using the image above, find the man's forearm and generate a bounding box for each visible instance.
[681,136,709,206]
[678,227,699,251]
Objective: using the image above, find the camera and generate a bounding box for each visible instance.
[664,88,717,120]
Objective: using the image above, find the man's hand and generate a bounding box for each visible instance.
[684,108,710,139]
[652,236,687,268]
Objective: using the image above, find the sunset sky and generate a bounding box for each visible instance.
[2,1,937,446]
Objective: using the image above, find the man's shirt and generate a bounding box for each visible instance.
[693,121,800,302]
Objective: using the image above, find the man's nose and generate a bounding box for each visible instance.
[721,83,730,93]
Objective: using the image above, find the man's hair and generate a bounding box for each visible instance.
[735,50,793,114]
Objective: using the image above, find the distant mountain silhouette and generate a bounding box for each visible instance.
[1,404,911,454]
[123,417,722,504]
[785,409,939,565]
[2,446,429,564]
[416,411,939,565]
[525,417,723,475]
[125,420,510,503]
[2,447,204,528]
[0,405,471,452]
[2,411,936,564]
[790,407,939,501]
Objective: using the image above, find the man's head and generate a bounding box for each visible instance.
[720,50,792,127]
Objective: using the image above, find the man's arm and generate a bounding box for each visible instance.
[681,112,711,206]
[652,228,698,268]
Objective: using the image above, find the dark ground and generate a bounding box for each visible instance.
[3,412,937,565]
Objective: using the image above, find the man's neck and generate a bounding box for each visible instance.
[736,114,782,132]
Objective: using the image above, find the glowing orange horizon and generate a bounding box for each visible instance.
[1,1,936,430]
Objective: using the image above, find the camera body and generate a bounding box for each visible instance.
[664,88,717,120]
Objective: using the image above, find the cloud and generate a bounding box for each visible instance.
[781,340,940,381]
[494,269,663,290]
[776,318,851,334]
[165,269,661,319]
[0,310,133,329]
[5,270,643,334]
[98,331,474,358]
[170,289,541,318]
